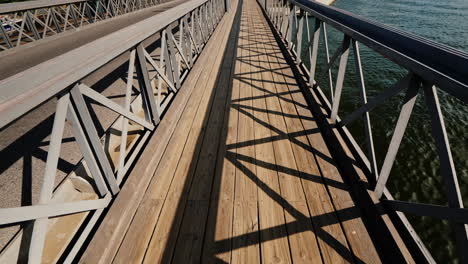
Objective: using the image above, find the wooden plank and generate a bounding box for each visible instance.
[309,86,413,262]
[273,46,378,263]
[257,46,305,203]
[246,1,291,263]
[109,8,237,264]
[141,5,241,264]
[231,3,260,263]
[232,201,260,264]
[260,34,355,264]
[256,8,349,264]
[261,2,414,259]
[202,199,235,263]
[251,3,329,264]
[171,200,210,263]
[201,1,242,262]
[254,3,361,263]
[246,2,292,263]
[284,201,323,264]
[258,4,383,262]
[172,1,240,262]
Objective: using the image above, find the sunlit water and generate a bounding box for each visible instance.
[295,0,468,262]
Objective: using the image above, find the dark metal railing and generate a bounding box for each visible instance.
[258,0,468,262]
[0,0,226,262]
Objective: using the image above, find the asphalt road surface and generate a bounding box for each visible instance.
[0,0,188,80]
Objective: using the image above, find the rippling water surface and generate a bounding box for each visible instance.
[298,0,467,262]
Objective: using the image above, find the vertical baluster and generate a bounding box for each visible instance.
[352,40,378,179]
[280,0,286,36]
[160,30,174,87]
[16,13,28,46]
[184,16,194,64]
[26,12,40,40]
[296,8,304,64]
[63,6,72,31]
[423,83,468,263]
[85,3,95,24]
[286,3,293,49]
[50,8,62,33]
[66,102,108,196]
[29,94,70,263]
[330,35,350,122]
[166,29,181,89]
[274,0,279,29]
[178,18,184,75]
[305,12,311,66]
[191,11,196,50]
[70,85,121,193]
[321,23,334,99]
[308,18,321,87]
[206,3,210,36]
[210,0,214,33]
[135,43,160,124]
[275,0,280,28]
[42,9,52,38]
[294,4,298,44]
[201,4,206,40]
[200,6,207,44]
[116,49,136,183]
[375,75,420,198]
[70,5,80,27]
[0,24,13,48]
[93,2,100,20]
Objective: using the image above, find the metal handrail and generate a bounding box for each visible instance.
[291,0,468,102]
[0,0,204,127]
[0,0,226,261]
[259,0,468,263]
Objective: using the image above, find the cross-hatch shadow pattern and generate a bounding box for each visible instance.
[109,0,385,263]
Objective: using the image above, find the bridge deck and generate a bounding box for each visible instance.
[80,0,409,262]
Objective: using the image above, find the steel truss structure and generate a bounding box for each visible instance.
[0,0,169,51]
[259,0,468,262]
[0,0,226,262]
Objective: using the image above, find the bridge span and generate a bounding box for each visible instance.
[0,0,467,262]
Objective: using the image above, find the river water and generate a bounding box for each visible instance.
[297,0,468,262]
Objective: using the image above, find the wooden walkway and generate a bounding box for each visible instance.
[80,0,414,262]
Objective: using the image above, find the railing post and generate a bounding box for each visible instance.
[330,34,351,122]
[70,85,121,194]
[308,18,321,87]
[25,12,40,40]
[423,83,468,263]
[50,9,62,33]
[321,23,333,98]
[287,3,293,49]
[296,8,303,64]
[0,25,13,48]
[352,40,378,179]
[135,43,160,124]
[28,94,70,263]
[375,75,420,198]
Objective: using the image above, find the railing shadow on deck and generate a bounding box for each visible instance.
[260,1,420,260]
[155,2,388,263]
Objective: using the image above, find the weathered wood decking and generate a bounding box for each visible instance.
[80,0,413,262]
